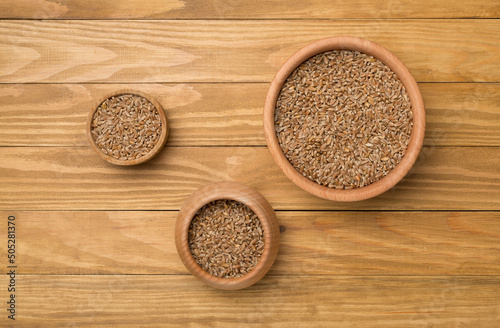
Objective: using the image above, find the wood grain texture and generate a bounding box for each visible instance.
[1,275,499,327]
[0,146,499,211]
[1,211,499,276]
[1,83,499,147]
[0,83,258,147]
[424,83,500,146]
[1,0,498,19]
[0,20,499,83]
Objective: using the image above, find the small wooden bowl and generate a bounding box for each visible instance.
[175,181,280,290]
[263,36,425,202]
[86,90,169,165]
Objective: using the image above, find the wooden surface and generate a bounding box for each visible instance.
[1,0,499,19]
[0,1,499,326]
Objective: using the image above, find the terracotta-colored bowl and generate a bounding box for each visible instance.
[86,90,169,166]
[263,36,425,202]
[175,181,280,290]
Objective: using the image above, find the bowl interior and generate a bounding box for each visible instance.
[263,36,425,202]
[186,198,268,275]
[87,90,169,166]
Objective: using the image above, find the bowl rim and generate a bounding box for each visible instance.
[86,89,169,166]
[175,181,280,290]
[263,36,426,202]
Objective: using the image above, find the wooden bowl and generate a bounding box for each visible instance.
[263,36,425,202]
[86,90,169,165]
[175,181,280,290]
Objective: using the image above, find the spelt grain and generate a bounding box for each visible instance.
[275,50,413,189]
[188,200,265,279]
[91,94,162,161]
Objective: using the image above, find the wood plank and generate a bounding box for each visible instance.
[0,146,498,211]
[0,83,499,147]
[1,275,499,327]
[0,20,498,83]
[0,83,262,147]
[1,211,498,276]
[424,83,500,146]
[1,0,498,19]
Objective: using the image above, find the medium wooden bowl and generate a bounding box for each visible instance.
[86,90,169,166]
[175,181,280,290]
[263,36,425,202]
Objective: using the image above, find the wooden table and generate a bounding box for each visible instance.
[1,1,499,327]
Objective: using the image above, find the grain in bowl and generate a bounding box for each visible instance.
[87,91,168,165]
[188,199,265,278]
[175,182,280,290]
[264,36,425,202]
[275,50,413,189]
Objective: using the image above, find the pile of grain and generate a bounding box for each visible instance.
[188,200,265,278]
[275,50,413,189]
[91,94,162,161]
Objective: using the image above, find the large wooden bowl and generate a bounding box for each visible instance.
[175,181,280,290]
[264,36,425,202]
[86,90,169,166]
